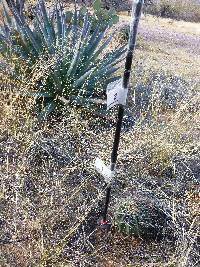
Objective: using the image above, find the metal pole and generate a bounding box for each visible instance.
[101,0,144,227]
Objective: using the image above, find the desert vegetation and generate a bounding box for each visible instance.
[144,0,200,23]
[0,0,199,266]
[77,0,200,22]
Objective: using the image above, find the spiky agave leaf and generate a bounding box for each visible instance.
[0,0,125,120]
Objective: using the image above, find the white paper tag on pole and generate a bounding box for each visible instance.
[95,157,114,183]
[106,78,128,110]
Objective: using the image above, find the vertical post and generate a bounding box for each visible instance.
[101,0,144,228]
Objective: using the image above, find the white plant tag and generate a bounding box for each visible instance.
[106,79,128,110]
[95,158,114,183]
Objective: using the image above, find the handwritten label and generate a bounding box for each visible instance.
[106,79,128,110]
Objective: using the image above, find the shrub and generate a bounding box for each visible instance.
[0,0,125,120]
[144,0,200,22]
[91,0,119,31]
[74,0,132,12]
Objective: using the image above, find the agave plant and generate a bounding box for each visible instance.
[0,0,125,120]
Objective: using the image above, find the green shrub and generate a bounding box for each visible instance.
[0,0,124,120]
[144,0,200,22]
[92,0,119,31]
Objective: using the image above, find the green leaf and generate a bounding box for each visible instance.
[79,6,87,16]
[25,91,53,98]
[73,68,95,88]
[111,14,119,25]
[38,0,55,43]
[38,101,57,121]
[93,0,101,12]
[55,5,62,40]
[65,11,73,24]
[2,1,12,26]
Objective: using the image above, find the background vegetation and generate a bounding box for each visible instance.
[75,0,200,22]
[144,0,200,23]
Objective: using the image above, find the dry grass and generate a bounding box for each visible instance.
[0,92,199,266]
[117,14,200,78]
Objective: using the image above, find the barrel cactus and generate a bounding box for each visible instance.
[114,199,141,237]
[114,194,172,239]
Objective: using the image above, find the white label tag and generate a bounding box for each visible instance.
[95,158,114,183]
[106,79,128,110]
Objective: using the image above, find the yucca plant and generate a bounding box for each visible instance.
[0,0,125,120]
